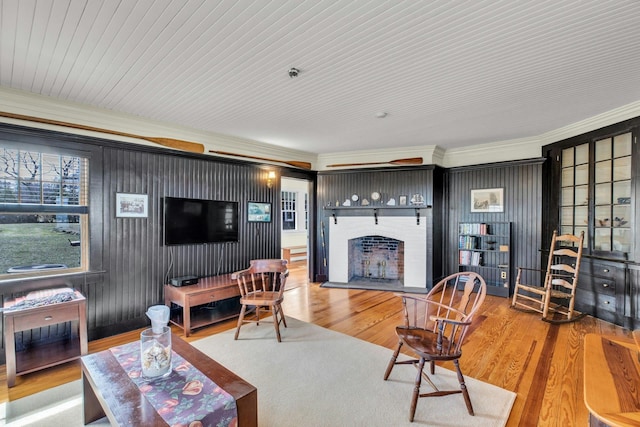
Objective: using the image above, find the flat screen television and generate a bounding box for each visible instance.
[163,197,239,245]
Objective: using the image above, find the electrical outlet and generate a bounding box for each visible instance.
[501,271,507,279]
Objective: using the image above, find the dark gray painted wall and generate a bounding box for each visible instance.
[444,159,546,294]
[0,124,284,364]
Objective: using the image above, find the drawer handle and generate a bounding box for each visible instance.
[602,283,610,288]
[603,269,609,273]
[44,316,53,321]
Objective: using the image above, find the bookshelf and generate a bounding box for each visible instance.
[457,222,511,297]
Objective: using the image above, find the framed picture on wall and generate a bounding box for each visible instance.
[470,188,504,213]
[248,201,272,222]
[116,193,148,218]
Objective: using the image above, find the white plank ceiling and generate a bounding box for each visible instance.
[2,0,640,154]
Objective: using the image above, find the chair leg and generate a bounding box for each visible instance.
[234,304,247,340]
[276,303,287,328]
[273,306,282,342]
[454,359,474,416]
[410,357,425,422]
[384,340,403,380]
[542,289,551,320]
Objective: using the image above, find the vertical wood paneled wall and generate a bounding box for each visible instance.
[92,147,281,337]
[316,166,443,286]
[0,125,282,363]
[444,159,545,293]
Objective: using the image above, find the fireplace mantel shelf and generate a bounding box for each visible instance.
[323,205,432,225]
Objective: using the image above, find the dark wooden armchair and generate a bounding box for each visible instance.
[383,271,487,422]
[232,259,289,342]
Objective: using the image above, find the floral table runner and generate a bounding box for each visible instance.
[111,341,238,427]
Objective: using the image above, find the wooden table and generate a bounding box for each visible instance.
[164,274,241,337]
[81,333,257,426]
[3,290,87,387]
[583,333,640,426]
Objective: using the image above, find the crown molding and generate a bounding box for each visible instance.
[2,86,640,170]
[317,145,446,170]
[0,87,315,168]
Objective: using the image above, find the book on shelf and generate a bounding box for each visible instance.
[458,235,478,249]
[459,223,489,235]
[459,250,482,266]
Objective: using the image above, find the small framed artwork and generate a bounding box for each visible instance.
[116,193,148,218]
[399,195,408,206]
[471,188,504,213]
[248,201,272,222]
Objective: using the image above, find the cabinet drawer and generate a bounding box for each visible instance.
[578,275,616,296]
[12,304,80,332]
[188,287,239,307]
[576,290,616,313]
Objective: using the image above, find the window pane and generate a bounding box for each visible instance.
[575,206,588,227]
[561,187,573,206]
[0,214,82,274]
[613,157,631,181]
[594,160,611,183]
[575,227,588,248]
[594,228,611,251]
[595,138,611,162]
[613,180,631,201]
[575,164,588,185]
[561,168,574,187]
[613,205,630,228]
[613,228,631,252]
[595,183,611,205]
[614,132,632,157]
[595,206,610,227]
[561,207,574,225]
[575,143,589,164]
[575,185,588,206]
[561,147,574,167]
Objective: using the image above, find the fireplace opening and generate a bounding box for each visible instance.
[348,235,404,287]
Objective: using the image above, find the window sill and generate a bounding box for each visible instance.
[0,270,106,294]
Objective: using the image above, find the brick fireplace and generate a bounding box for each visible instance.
[349,235,404,284]
[328,216,427,288]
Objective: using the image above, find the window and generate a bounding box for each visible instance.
[0,147,89,278]
[281,191,297,230]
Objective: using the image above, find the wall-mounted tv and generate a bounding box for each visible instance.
[163,197,239,245]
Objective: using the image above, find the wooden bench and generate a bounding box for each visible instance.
[282,245,307,264]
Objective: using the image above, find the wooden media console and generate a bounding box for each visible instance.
[164,274,241,337]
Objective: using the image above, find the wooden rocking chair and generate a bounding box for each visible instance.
[511,230,585,323]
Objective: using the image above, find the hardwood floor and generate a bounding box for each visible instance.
[1,260,633,426]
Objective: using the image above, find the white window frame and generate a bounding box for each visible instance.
[0,146,89,280]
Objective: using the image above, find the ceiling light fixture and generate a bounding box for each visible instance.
[375,112,388,118]
[288,67,300,78]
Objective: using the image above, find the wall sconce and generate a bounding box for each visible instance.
[267,171,276,188]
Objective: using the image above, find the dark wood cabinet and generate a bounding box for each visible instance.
[576,258,627,326]
[543,117,640,327]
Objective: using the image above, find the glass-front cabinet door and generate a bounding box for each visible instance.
[561,142,589,247]
[560,131,633,256]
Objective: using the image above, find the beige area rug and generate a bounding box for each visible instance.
[2,318,515,426]
[191,317,515,427]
